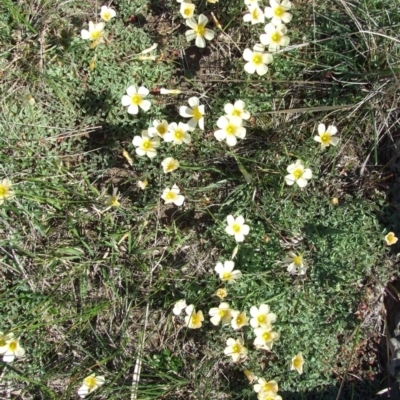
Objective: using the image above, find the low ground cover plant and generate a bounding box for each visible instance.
[0,0,400,399]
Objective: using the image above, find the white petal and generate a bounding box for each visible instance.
[281,12,293,23]
[186,18,197,29]
[195,35,206,48]
[296,177,308,188]
[244,62,256,74]
[285,175,295,185]
[139,100,151,112]
[126,86,137,97]
[138,86,149,96]
[302,169,312,179]
[318,124,326,135]
[81,30,90,39]
[127,104,139,114]
[136,148,146,156]
[185,31,196,42]
[264,7,274,18]
[243,48,253,62]
[226,135,237,146]
[204,29,215,40]
[198,118,204,130]
[314,136,322,143]
[236,127,246,139]
[224,261,235,272]
[147,149,157,158]
[259,34,270,46]
[331,136,339,146]
[2,351,15,363]
[198,14,208,25]
[15,346,25,357]
[214,130,226,141]
[78,385,89,398]
[179,106,193,118]
[215,262,224,274]
[256,64,268,76]
[217,115,229,129]
[327,125,338,135]
[174,195,185,206]
[188,97,199,108]
[235,233,245,242]
[121,95,131,106]
[227,215,235,225]
[242,224,250,235]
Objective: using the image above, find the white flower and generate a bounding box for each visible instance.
[0,336,25,363]
[81,21,105,41]
[161,184,185,206]
[224,100,250,122]
[179,97,205,131]
[100,5,116,22]
[132,130,160,158]
[184,304,204,329]
[243,4,265,25]
[260,23,290,52]
[225,215,250,242]
[161,157,180,173]
[264,0,293,25]
[121,86,151,115]
[224,338,248,362]
[148,119,169,138]
[0,178,14,205]
[314,124,339,148]
[209,302,232,325]
[180,2,195,19]
[231,311,249,330]
[215,260,242,283]
[173,299,187,315]
[137,180,148,190]
[214,116,246,146]
[282,252,306,275]
[291,352,305,374]
[106,187,120,207]
[185,14,215,48]
[160,88,182,95]
[164,122,191,145]
[243,47,273,76]
[253,379,279,397]
[77,374,105,398]
[250,304,277,329]
[253,328,280,350]
[284,160,312,188]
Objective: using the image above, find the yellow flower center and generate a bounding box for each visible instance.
[273,6,285,17]
[0,185,9,197]
[263,382,276,392]
[252,9,260,19]
[165,192,176,200]
[320,133,331,145]
[271,32,282,43]
[222,271,232,280]
[232,109,242,117]
[218,309,227,317]
[174,129,184,140]
[235,315,244,325]
[183,7,192,16]
[8,341,17,351]
[232,344,240,353]
[216,289,227,299]
[131,94,142,105]
[102,11,111,21]
[141,139,152,150]
[90,30,102,40]
[293,358,302,368]
[293,255,302,266]
[166,161,176,172]
[191,314,199,324]
[257,315,266,323]
[194,24,205,36]
[109,196,120,207]
[292,168,303,179]
[226,124,236,135]
[261,331,272,341]
[231,223,241,234]
[192,106,203,121]
[157,125,166,135]
[84,376,97,389]
[252,53,263,65]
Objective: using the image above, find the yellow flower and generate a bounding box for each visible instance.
[137,180,148,190]
[209,302,232,325]
[0,337,25,363]
[250,304,277,329]
[161,157,180,173]
[314,123,339,148]
[184,305,204,329]
[231,310,249,330]
[243,4,265,25]
[253,328,280,350]
[291,352,304,374]
[224,338,248,362]
[215,288,228,299]
[78,373,105,398]
[0,179,14,205]
[385,232,398,246]
[254,378,278,397]
[215,261,242,283]
[106,187,120,207]
[180,2,195,19]
[100,6,116,22]
[81,22,105,41]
